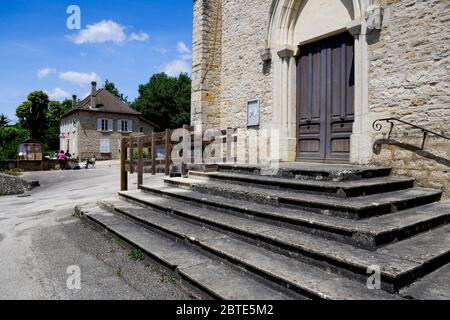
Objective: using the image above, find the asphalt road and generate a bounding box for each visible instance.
[0,162,197,300]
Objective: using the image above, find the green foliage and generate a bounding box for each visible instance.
[16,91,49,140]
[44,100,71,152]
[48,100,71,122]
[60,99,73,112]
[0,125,30,160]
[12,92,71,156]
[131,73,191,130]
[132,149,150,160]
[105,79,130,105]
[0,114,10,127]
[129,248,144,261]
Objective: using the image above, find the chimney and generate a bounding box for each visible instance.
[91,81,97,108]
[72,95,77,109]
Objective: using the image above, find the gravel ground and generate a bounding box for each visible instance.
[0,161,198,300]
[0,172,25,195]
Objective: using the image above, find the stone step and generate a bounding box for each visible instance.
[400,264,450,300]
[124,183,450,250]
[117,190,450,292]
[93,200,397,300]
[163,177,442,219]
[76,205,299,300]
[189,171,415,197]
[218,163,392,181]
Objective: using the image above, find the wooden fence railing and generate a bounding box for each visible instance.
[120,126,258,191]
[120,128,173,191]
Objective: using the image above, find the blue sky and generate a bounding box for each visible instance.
[0,0,193,122]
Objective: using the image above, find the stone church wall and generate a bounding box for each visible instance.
[192,0,450,197]
[368,0,450,197]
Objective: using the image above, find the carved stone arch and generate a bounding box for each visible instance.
[267,0,374,163]
[267,0,366,48]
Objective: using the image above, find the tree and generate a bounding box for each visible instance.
[14,92,70,155]
[0,125,30,160]
[104,80,130,105]
[16,91,49,140]
[0,114,10,127]
[47,100,71,123]
[44,100,71,152]
[132,73,191,130]
[60,99,73,113]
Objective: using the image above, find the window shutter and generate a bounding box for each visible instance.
[117,120,122,132]
[108,119,113,132]
[97,118,102,131]
[127,120,133,132]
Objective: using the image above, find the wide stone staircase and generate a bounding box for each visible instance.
[77,163,450,300]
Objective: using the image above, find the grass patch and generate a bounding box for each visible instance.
[129,248,144,261]
[116,267,123,278]
[105,234,127,249]
[72,209,82,219]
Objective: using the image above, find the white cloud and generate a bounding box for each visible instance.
[153,47,168,54]
[70,20,127,45]
[163,59,191,77]
[59,71,101,86]
[69,20,150,45]
[160,41,192,76]
[177,42,191,55]
[37,68,57,79]
[177,42,192,61]
[129,32,149,42]
[46,88,70,101]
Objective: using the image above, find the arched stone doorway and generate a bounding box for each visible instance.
[267,0,372,164]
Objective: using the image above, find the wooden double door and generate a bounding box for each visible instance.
[296,32,355,162]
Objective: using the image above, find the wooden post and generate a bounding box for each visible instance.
[165,129,171,176]
[137,136,143,187]
[151,132,156,175]
[120,138,128,191]
[129,136,134,174]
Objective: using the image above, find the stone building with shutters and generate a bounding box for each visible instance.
[191,0,450,196]
[60,82,156,160]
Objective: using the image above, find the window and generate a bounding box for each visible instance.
[101,119,108,131]
[121,120,128,132]
[140,127,144,133]
[97,118,113,132]
[100,139,110,153]
[118,120,132,133]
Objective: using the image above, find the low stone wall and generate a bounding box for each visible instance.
[0,173,26,196]
[0,160,68,171]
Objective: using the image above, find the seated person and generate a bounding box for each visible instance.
[85,155,96,169]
